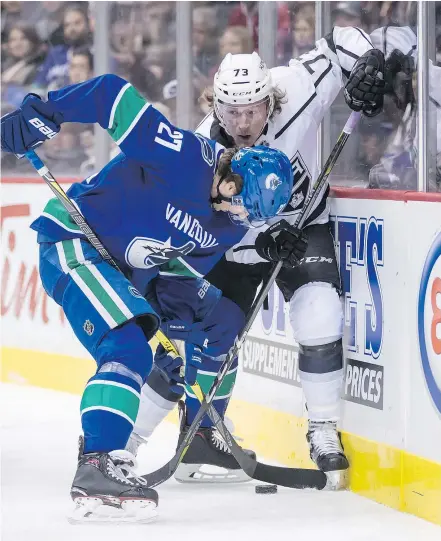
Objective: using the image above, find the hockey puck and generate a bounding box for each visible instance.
[255,484,278,494]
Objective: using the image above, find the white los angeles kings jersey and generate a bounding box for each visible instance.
[197,26,375,265]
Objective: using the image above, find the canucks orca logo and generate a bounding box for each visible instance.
[125,237,196,269]
[265,173,282,191]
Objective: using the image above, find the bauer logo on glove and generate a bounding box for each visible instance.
[1,93,63,155]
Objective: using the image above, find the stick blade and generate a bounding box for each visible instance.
[253,463,327,490]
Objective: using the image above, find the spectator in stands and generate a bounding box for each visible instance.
[110,20,140,80]
[219,26,254,58]
[357,120,388,182]
[227,1,291,51]
[291,13,315,58]
[137,42,176,102]
[68,46,93,84]
[33,5,91,93]
[32,2,66,47]
[2,24,45,87]
[1,1,32,44]
[192,6,220,77]
[139,2,175,46]
[332,2,361,28]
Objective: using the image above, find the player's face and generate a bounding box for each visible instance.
[219,99,269,147]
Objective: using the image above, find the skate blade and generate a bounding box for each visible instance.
[175,462,252,484]
[68,497,158,524]
[324,469,349,491]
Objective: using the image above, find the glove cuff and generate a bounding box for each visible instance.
[162,320,206,349]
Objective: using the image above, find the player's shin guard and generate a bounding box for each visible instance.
[126,368,184,455]
[82,320,155,453]
[81,367,143,453]
[298,340,349,489]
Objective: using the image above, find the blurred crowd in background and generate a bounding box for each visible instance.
[1,1,440,190]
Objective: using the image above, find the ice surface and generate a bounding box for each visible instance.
[1,383,440,541]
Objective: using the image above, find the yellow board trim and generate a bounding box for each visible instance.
[2,346,440,526]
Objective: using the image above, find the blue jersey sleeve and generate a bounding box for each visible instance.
[47,75,221,180]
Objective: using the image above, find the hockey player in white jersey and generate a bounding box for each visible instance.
[131,26,399,488]
[368,25,441,190]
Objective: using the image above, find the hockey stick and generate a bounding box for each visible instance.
[189,110,362,486]
[22,151,192,374]
[139,110,362,489]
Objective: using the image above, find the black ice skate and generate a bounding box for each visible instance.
[306,420,349,490]
[69,437,158,524]
[174,401,256,483]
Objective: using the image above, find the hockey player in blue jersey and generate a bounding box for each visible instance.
[0,74,299,523]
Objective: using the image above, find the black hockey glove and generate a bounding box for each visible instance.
[255,219,308,268]
[384,49,415,111]
[344,49,386,117]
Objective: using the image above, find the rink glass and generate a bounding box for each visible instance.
[0,1,438,193]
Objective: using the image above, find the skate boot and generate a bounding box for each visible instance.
[174,401,256,483]
[306,420,349,490]
[69,437,158,524]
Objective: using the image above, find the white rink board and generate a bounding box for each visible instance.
[1,182,441,479]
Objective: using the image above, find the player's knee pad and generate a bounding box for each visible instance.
[95,319,154,382]
[289,282,343,346]
[196,296,245,357]
[145,364,185,404]
[298,339,343,375]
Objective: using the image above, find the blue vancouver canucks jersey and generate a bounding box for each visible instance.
[31,75,246,281]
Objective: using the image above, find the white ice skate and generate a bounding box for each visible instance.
[306,420,349,490]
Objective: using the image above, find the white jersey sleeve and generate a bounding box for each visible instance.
[370,25,416,61]
[278,26,374,127]
[370,26,440,154]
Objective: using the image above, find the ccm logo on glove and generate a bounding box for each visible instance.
[28,118,58,139]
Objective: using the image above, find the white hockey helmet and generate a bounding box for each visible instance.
[213,52,275,133]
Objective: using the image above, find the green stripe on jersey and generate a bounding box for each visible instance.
[60,240,130,326]
[107,85,148,143]
[80,381,140,424]
[42,198,81,232]
[159,259,201,278]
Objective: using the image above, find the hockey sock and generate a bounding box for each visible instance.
[298,339,344,421]
[185,354,238,427]
[133,382,177,439]
[81,370,142,453]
